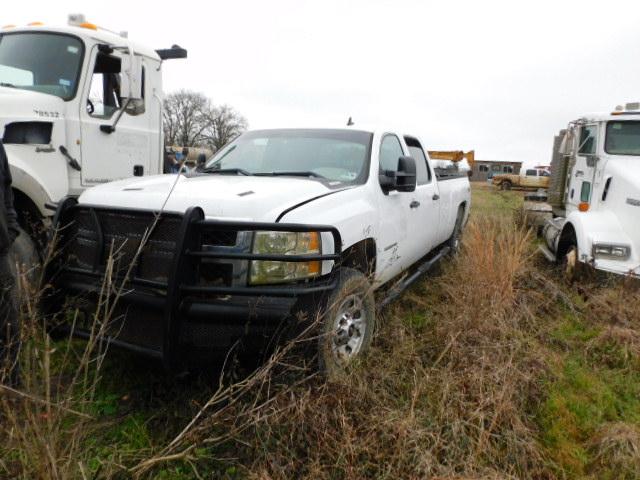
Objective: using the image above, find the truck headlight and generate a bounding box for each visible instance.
[249,231,321,285]
[592,243,631,260]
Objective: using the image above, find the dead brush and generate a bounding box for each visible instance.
[584,279,640,328]
[0,239,135,480]
[587,422,640,479]
[0,200,178,479]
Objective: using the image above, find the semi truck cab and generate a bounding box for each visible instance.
[0,14,185,257]
[541,103,640,279]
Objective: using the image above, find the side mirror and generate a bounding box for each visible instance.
[395,155,417,192]
[121,52,143,101]
[379,155,417,193]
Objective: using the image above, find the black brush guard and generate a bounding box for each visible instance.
[49,197,342,368]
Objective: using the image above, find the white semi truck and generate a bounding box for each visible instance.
[0,15,186,262]
[539,103,640,279]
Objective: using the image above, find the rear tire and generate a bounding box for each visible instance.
[501,181,512,191]
[446,206,465,255]
[315,268,376,379]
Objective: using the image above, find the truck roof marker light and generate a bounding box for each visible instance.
[28,22,44,26]
[579,202,590,212]
[79,22,98,30]
[2,25,16,29]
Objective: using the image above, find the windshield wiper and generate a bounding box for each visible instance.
[255,171,327,179]
[200,167,252,176]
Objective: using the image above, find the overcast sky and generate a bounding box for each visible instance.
[8,1,640,165]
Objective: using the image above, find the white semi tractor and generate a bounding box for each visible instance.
[539,103,640,279]
[0,15,186,262]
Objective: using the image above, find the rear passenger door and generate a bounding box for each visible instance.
[404,136,440,260]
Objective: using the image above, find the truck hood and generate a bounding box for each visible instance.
[604,157,640,265]
[79,174,348,222]
[0,85,65,120]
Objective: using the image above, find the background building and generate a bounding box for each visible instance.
[471,160,522,182]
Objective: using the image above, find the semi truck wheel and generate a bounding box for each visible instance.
[9,227,40,284]
[562,245,582,283]
[316,268,376,379]
[501,180,512,190]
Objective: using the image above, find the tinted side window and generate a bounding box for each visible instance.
[578,125,597,155]
[408,146,431,184]
[525,169,537,176]
[87,52,122,118]
[580,181,591,202]
[379,135,404,172]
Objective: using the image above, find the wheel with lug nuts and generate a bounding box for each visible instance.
[318,268,375,379]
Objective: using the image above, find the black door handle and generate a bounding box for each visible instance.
[410,200,420,209]
[432,194,440,201]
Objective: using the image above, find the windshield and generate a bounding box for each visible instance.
[605,121,640,156]
[204,129,373,184]
[0,32,84,100]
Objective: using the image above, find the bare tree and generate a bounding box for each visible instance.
[163,90,247,150]
[203,105,248,152]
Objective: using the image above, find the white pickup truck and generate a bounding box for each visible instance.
[50,128,470,374]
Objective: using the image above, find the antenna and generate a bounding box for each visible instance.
[347,116,354,126]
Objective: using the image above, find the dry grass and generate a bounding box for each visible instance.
[588,422,640,479]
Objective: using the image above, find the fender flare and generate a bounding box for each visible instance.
[7,149,64,218]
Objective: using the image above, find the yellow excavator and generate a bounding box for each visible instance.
[427,150,475,169]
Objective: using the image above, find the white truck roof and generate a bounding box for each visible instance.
[5,24,161,61]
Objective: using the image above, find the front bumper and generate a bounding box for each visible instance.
[592,258,640,278]
[49,198,342,367]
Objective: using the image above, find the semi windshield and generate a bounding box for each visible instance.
[204,129,372,184]
[0,32,84,100]
[605,121,640,156]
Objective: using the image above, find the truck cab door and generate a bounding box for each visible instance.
[404,136,441,258]
[375,133,413,282]
[79,46,152,186]
[566,124,598,213]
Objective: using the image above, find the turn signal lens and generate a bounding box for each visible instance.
[578,202,590,212]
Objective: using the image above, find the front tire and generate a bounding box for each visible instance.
[501,180,512,191]
[562,244,582,283]
[8,227,40,282]
[316,268,376,379]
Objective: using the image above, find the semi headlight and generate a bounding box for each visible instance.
[249,231,321,285]
[592,243,631,260]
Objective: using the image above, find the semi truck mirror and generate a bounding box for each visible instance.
[120,52,143,100]
[559,128,575,155]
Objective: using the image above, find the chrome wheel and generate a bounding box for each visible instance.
[331,294,367,363]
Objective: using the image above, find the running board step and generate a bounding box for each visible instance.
[380,245,450,308]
